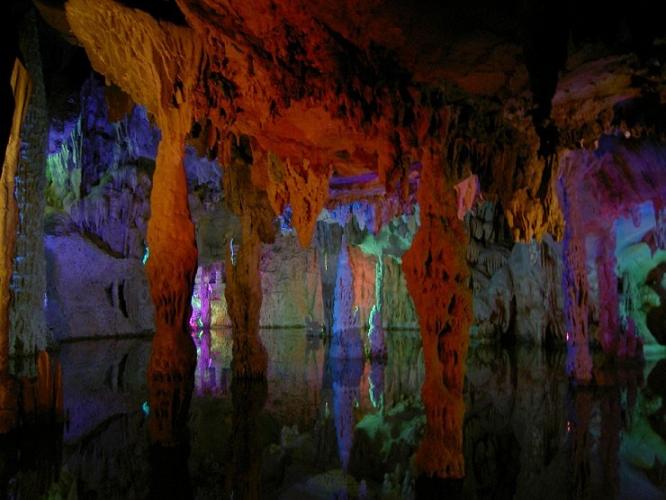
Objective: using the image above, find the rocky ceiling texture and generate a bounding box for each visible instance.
[2,0,666,478]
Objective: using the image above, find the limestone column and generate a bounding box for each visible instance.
[558,161,593,383]
[402,156,472,478]
[223,137,275,378]
[145,121,198,445]
[596,231,620,357]
[66,0,204,444]
[10,10,49,362]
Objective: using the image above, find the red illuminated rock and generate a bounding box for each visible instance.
[403,147,472,478]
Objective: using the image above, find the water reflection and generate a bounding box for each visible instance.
[0,331,664,498]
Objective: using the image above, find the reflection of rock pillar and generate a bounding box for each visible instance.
[330,357,363,471]
[331,241,363,359]
[146,124,197,445]
[597,231,619,356]
[368,257,386,359]
[316,222,343,335]
[599,385,620,498]
[559,180,592,383]
[230,379,267,499]
[0,60,29,433]
[403,157,472,478]
[567,389,592,499]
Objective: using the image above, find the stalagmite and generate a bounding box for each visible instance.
[0,60,31,433]
[402,154,472,478]
[145,122,198,444]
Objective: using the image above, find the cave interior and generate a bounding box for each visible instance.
[1,0,666,498]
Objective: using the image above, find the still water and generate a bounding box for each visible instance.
[1,329,665,499]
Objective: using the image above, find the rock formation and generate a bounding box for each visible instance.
[403,151,472,478]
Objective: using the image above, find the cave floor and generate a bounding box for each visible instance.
[2,329,664,499]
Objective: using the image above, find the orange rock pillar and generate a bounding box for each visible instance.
[402,157,472,478]
[1,60,30,433]
[145,122,198,445]
[223,138,275,378]
[65,0,203,444]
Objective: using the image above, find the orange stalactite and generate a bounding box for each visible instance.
[402,149,472,478]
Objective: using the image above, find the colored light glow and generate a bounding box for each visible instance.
[142,245,150,265]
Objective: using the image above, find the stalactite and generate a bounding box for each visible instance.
[402,153,472,478]
[10,10,49,362]
[368,256,386,359]
[265,153,332,247]
[315,222,344,336]
[67,0,203,444]
[596,231,620,357]
[330,240,363,359]
[0,59,30,434]
[558,155,593,384]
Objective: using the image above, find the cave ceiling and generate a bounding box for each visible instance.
[22,0,666,242]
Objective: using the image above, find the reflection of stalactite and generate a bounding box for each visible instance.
[599,385,621,499]
[229,379,267,500]
[403,154,472,478]
[567,389,592,499]
[329,356,363,471]
[149,444,192,500]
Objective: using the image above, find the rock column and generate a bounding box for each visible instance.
[402,155,472,478]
